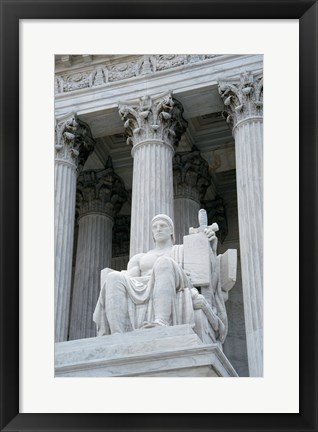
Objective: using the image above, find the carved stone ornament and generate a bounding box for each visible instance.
[173,146,211,202]
[55,55,222,94]
[218,72,263,127]
[93,209,236,346]
[76,157,128,218]
[60,71,91,92]
[139,55,154,75]
[108,61,139,82]
[154,54,187,71]
[90,65,108,87]
[55,115,96,171]
[118,92,188,148]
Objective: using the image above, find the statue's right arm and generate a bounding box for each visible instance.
[126,253,144,277]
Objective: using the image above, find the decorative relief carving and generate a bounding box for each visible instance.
[173,146,211,202]
[76,157,128,218]
[90,65,108,87]
[218,72,263,127]
[139,55,154,75]
[60,71,92,92]
[203,196,228,243]
[154,54,187,71]
[55,115,95,170]
[118,92,187,148]
[55,55,222,94]
[108,61,139,82]
[187,54,205,63]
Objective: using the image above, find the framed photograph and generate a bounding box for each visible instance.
[1,0,317,431]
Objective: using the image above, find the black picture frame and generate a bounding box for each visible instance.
[1,1,317,431]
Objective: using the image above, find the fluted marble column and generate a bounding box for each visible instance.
[69,161,128,340]
[219,72,263,376]
[119,93,187,256]
[55,114,95,342]
[173,147,211,244]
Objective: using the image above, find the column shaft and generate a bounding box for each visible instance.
[219,72,263,376]
[234,118,263,376]
[130,141,174,256]
[174,198,200,244]
[54,114,95,342]
[54,161,77,342]
[119,92,187,257]
[69,213,113,340]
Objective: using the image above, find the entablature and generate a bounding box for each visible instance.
[55,54,263,121]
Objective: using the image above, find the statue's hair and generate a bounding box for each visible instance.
[151,214,175,243]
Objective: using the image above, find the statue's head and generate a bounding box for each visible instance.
[151,214,175,244]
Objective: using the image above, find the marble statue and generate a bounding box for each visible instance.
[93,211,234,343]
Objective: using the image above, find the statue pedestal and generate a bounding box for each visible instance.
[55,325,238,377]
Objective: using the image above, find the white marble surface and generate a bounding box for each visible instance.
[219,249,237,295]
[219,73,263,377]
[55,55,263,122]
[69,213,113,340]
[55,324,238,377]
[119,93,187,256]
[235,118,263,377]
[130,141,174,256]
[54,142,77,342]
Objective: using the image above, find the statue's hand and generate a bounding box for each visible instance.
[204,227,216,242]
[204,223,218,253]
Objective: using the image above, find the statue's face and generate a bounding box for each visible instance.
[152,219,173,242]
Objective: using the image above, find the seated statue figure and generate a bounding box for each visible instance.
[93,213,231,342]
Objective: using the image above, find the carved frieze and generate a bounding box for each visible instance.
[90,65,108,87]
[59,71,92,93]
[55,54,222,94]
[173,146,211,202]
[55,115,95,171]
[218,72,263,127]
[76,157,128,219]
[139,55,155,75]
[118,92,187,149]
[108,61,139,82]
[154,54,187,71]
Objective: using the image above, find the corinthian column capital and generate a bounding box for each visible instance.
[118,92,187,151]
[55,114,95,171]
[76,157,128,219]
[218,72,263,129]
[173,146,211,203]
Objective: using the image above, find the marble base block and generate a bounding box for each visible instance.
[55,324,238,377]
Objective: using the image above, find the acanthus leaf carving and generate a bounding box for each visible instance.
[218,71,263,127]
[118,92,187,148]
[76,157,128,218]
[55,115,95,171]
[173,146,211,202]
